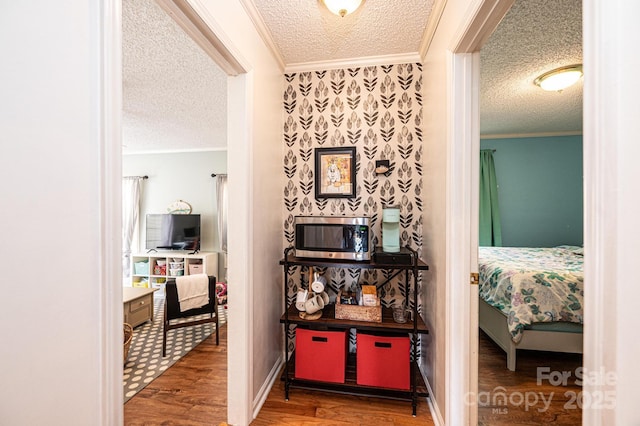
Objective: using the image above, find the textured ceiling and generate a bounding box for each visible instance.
[480,0,583,136]
[250,0,435,66]
[122,0,582,154]
[122,0,227,154]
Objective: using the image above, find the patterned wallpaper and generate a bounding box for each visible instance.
[282,63,424,314]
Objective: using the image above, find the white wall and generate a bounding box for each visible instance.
[9,0,639,424]
[190,1,284,424]
[0,0,282,424]
[0,2,116,425]
[123,151,227,252]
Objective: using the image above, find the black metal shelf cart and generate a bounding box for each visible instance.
[279,246,430,416]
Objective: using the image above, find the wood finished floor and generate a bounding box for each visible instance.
[124,323,228,425]
[477,330,583,425]
[124,324,582,425]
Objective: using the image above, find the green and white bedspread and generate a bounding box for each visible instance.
[479,246,584,343]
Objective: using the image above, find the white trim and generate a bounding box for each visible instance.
[422,367,445,426]
[427,398,445,426]
[123,147,228,155]
[252,356,284,419]
[99,0,123,424]
[284,52,422,73]
[446,50,476,426]
[445,1,513,424]
[239,0,286,71]
[581,0,640,423]
[450,0,514,52]
[418,0,448,61]
[582,11,617,426]
[157,0,250,75]
[480,130,583,140]
[467,50,481,426]
[226,72,255,426]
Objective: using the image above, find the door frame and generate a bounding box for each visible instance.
[445,1,514,424]
[101,0,253,423]
[446,0,626,424]
[154,1,253,423]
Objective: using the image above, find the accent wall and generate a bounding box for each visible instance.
[480,135,583,247]
[282,64,425,350]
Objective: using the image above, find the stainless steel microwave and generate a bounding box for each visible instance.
[294,216,370,261]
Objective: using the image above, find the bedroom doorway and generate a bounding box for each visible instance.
[445,0,589,423]
[446,0,635,423]
[475,0,584,423]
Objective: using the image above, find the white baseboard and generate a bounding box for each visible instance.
[252,355,284,420]
[420,362,444,426]
[251,356,442,424]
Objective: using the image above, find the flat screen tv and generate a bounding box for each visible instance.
[145,214,201,252]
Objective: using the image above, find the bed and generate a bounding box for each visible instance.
[478,246,584,371]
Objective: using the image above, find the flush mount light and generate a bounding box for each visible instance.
[321,0,364,17]
[534,64,583,92]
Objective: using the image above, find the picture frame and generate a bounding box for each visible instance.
[314,147,356,198]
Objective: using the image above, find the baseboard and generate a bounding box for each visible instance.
[252,354,284,420]
[419,362,444,426]
[252,354,442,423]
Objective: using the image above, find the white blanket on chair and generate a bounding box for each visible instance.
[175,274,209,312]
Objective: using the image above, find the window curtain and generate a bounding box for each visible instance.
[123,177,144,279]
[216,174,228,253]
[479,150,502,247]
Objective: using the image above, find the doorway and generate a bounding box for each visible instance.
[476,0,584,423]
[443,0,601,424]
[115,0,250,423]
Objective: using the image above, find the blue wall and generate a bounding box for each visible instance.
[481,135,583,247]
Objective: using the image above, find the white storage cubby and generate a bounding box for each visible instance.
[130,252,218,291]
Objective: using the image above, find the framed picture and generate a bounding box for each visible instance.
[314,147,356,198]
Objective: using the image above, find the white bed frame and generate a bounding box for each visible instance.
[479,298,583,371]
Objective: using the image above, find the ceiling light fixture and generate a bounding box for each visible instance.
[321,0,364,17]
[533,64,583,92]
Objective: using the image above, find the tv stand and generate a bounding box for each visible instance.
[130,252,218,291]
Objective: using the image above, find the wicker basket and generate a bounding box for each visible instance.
[334,290,382,323]
[123,323,133,364]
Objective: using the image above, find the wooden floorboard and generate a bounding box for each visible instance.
[255,379,433,425]
[124,323,228,425]
[477,329,583,425]
[124,323,582,425]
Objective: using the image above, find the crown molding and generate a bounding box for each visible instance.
[239,0,286,71]
[284,52,423,73]
[419,0,447,61]
[480,130,583,140]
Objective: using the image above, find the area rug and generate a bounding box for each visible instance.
[123,295,227,402]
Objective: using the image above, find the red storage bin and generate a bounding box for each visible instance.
[295,328,347,383]
[356,332,410,390]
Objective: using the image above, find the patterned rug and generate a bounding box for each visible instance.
[123,295,227,403]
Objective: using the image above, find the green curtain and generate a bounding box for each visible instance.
[479,150,502,246]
